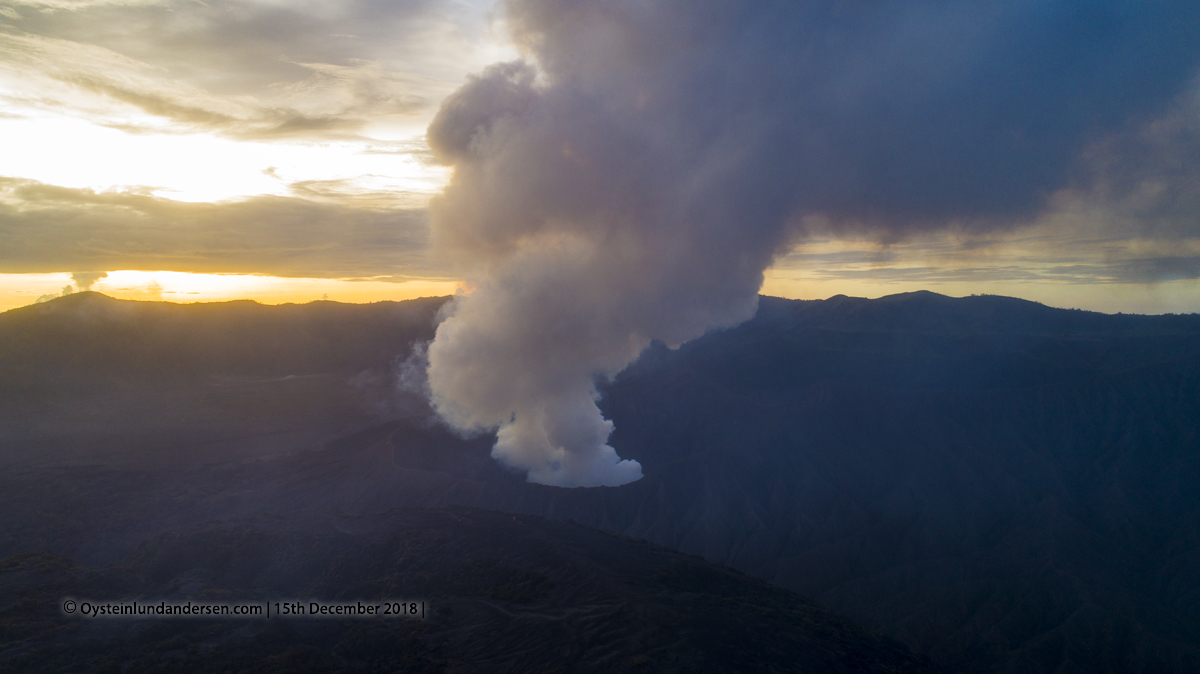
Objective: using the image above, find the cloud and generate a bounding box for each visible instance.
[0,177,440,279]
[70,270,106,289]
[0,0,512,139]
[769,78,1200,290]
[421,0,1200,487]
[1047,80,1200,241]
[0,31,400,139]
[2,0,161,12]
[769,223,1200,288]
[34,283,72,303]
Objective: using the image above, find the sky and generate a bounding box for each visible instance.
[2,0,1200,315]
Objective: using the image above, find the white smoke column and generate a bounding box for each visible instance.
[423,0,1200,486]
[427,232,762,486]
[422,5,783,486]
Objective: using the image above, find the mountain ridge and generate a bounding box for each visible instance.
[3,289,1199,672]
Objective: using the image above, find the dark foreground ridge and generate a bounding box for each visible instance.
[3,290,1200,672]
[0,507,936,673]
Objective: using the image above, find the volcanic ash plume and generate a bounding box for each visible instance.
[426,232,762,487]
[422,55,772,486]
[71,272,108,291]
[422,0,1200,487]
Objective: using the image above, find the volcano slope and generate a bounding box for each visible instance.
[0,507,936,674]
[3,290,1199,672]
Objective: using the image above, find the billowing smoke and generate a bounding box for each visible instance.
[423,0,1200,487]
[71,271,108,291]
[35,285,73,304]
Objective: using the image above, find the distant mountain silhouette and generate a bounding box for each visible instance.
[0,292,444,467]
[0,291,444,392]
[3,291,1199,672]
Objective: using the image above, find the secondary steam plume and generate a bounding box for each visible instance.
[423,0,1200,487]
[71,271,108,291]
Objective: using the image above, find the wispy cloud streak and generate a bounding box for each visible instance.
[0,177,439,279]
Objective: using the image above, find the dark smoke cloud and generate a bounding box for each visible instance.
[424,0,1200,487]
[1063,82,1200,240]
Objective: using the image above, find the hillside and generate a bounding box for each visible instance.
[3,290,1200,672]
[1,507,936,673]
